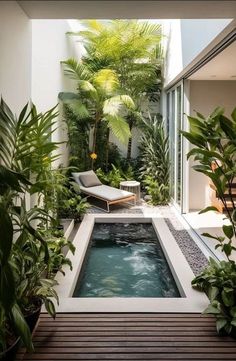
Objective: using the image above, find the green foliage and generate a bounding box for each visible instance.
[60,58,133,146]
[96,164,134,188]
[143,176,169,205]
[41,231,75,278]
[139,114,170,204]
[78,20,163,101]
[0,99,73,353]
[63,19,163,167]
[60,193,90,221]
[0,96,65,230]
[192,258,236,336]
[0,167,33,352]
[12,237,58,319]
[183,107,236,337]
[182,107,236,259]
[63,105,91,170]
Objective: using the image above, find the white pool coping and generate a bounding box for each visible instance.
[55,214,208,313]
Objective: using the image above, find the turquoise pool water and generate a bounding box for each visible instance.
[73,223,180,298]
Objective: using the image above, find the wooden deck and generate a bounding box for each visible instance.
[17,313,236,360]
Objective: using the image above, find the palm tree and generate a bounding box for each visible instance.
[60,58,134,169]
[69,20,163,161]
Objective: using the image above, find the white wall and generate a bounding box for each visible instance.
[31,20,81,166]
[188,80,236,210]
[0,1,31,115]
[164,19,231,86]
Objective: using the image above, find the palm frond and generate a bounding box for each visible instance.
[104,115,131,144]
[103,95,135,116]
[93,69,119,94]
[61,59,92,81]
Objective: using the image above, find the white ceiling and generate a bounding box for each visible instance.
[17,1,236,19]
[189,41,236,80]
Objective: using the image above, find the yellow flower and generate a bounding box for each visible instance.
[90,152,97,160]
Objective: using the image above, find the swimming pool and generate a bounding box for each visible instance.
[55,214,208,312]
[73,223,180,298]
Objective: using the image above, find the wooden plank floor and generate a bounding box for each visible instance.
[17,313,236,360]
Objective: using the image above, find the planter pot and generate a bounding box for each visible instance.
[24,302,42,333]
[0,336,21,361]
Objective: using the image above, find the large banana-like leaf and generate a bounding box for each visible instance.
[59,93,90,119]
[67,100,90,119]
[104,115,131,144]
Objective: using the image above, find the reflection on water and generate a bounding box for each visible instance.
[73,223,180,298]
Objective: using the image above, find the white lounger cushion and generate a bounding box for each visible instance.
[80,184,134,201]
[72,171,134,201]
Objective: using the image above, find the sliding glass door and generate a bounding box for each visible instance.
[166,82,183,210]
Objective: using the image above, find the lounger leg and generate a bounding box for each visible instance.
[107,201,110,213]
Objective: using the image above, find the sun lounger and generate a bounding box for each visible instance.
[72,170,136,212]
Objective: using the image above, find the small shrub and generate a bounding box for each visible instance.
[192,258,236,336]
[143,176,169,205]
[96,164,134,188]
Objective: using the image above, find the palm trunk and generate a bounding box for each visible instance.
[91,112,100,169]
[126,137,132,161]
[105,127,110,172]
[126,122,133,162]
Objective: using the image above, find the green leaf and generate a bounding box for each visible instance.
[199,206,219,214]
[203,304,221,315]
[231,318,236,327]
[44,299,56,319]
[195,111,205,120]
[231,107,236,123]
[0,262,15,311]
[201,233,221,241]
[216,318,227,333]
[210,106,225,119]
[230,307,236,318]
[0,206,13,263]
[222,288,234,307]
[61,58,92,81]
[105,115,131,144]
[58,92,80,101]
[181,130,206,148]
[222,225,234,239]
[11,304,34,352]
[209,287,219,302]
[219,115,235,140]
[66,99,90,119]
[103,95,135,116]
[93,69,119,94]
[222,243,233,257]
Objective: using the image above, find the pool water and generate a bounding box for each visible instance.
[73,223,180,298]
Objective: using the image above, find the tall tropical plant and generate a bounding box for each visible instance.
[0,166,33,353]
[182,107,236,336]
[0,98,68,352]
[60,59,134,169]
[0,97,67,228]
[69,20,163,161]
[139,114,170,204]
[182,107,236,254]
